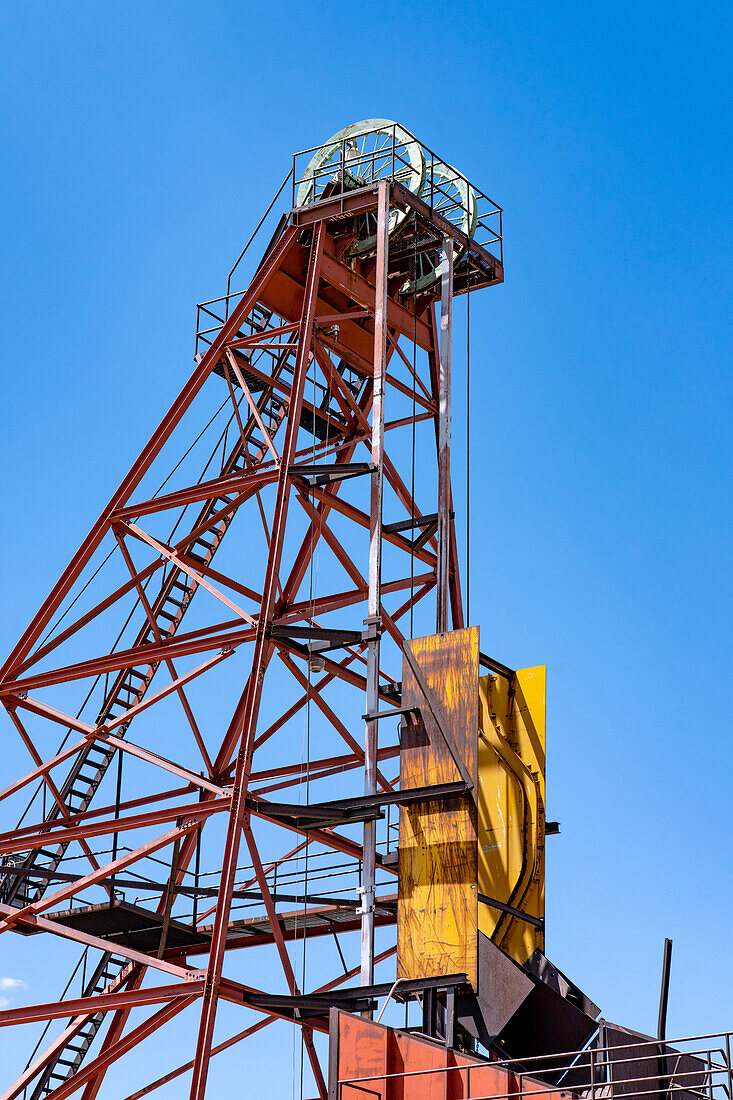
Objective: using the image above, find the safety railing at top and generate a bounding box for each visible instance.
[194,166,294,359]
[195,123,503,359]
[291,121,503,262]
[337,1029,733,1100]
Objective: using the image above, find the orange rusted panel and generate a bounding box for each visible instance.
[391,1031,448,1100]
[518,1071,567,1100]
[331,1010,517,1100]
[445,1054,516,1100]
[333,1009,388,1099]
[397,628,480,988]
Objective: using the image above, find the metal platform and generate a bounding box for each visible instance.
[46,900,211,952]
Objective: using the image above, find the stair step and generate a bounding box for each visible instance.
[163,595,187,610]
[73,772,98,786]
[83,747,109,763]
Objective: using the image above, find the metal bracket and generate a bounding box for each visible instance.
[383,511,443,552]
[477,891,545,929]
[354,884,371,916]
[248,781,469,831]
[362,705,418,722]
[288,461,375,488]
[268,623,376,655]
[361,614,381,644]
[479,651,515,680]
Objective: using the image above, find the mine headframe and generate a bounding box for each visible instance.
[0,117,504,1100]
[0,118,713,1100]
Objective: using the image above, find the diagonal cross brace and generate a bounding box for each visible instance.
[401,643,475,797]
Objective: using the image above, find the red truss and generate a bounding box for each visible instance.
[0,176,503,1099]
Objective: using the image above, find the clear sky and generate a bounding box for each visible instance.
[0,0,731,1094]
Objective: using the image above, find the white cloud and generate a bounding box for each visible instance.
[0,977,27,1012]
[0,977,26,992]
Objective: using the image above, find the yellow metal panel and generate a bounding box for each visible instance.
[397,628,479,987]
[477,665,546,965]
[398,797,478,985]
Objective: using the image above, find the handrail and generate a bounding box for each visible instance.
[337,1028,733,1100]
[224,167,294,314]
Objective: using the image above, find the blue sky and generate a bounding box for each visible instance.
[0,0,731,1093]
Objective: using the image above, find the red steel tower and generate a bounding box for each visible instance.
[0,120,503,1098]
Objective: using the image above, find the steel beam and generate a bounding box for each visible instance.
[361,179,389,994]
[437,237,453,634]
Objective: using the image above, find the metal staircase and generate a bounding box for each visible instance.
[28,954,131,1100]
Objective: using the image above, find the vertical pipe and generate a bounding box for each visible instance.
[598,1020,607,1086]
[657,937,673,1040]
[361,178,389,992]
[437,238,453,634]
[657,938,673,1100]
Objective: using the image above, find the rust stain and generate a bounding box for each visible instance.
[397,628,479,988]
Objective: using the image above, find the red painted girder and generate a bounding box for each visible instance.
[250,743,400,792]
[276,650,394,793]
[111,466,279,521]
[275,571,435,621]
[1,965,137,1100]
[39,995,199,1100]
[0,623,257,694]
[120,521,257,624]
[124,945,397,1100]
[188,225,328,1100]
[0,822,198,932]
[0,796,229,853]
[219,353,351,438]
[319,250,432,350]
[300,484,436,566]
[0,981,203,1028]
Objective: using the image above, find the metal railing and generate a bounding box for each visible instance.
[337,1029,733,1100]
[292,121,503,261]
[195,121,503,357]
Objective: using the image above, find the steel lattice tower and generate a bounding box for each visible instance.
[0,120,503,1099]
